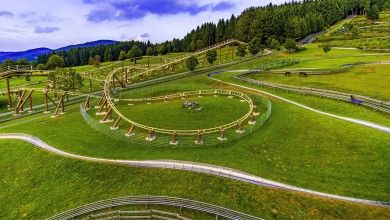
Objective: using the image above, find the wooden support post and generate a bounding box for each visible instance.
[29,93,33,112]
[124,69,128,84]
[44,91,50,113]
[125,124,135,137]
[96,94,105,108]
[20,94,25,112]
[6,77,12,109]
[98,99,108,114]
[253,105,259,116]
[218,128,227,141]
[146,129,156,141]
[61,94,65,113]
[248,113,256,125]
[51,94,65,118]
[113,74,125,88]
[15,90,26,114]
[170,131,178,145]
[89,78,92,91]
[83,96,90,110]
[101,107,113,122]
[236,122,245,133]
[110,117,121,130]
[195,131,203,145]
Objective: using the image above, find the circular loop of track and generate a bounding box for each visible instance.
[103,69,255,135]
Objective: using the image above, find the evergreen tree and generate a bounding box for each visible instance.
[267,37,280,50]
[127,45,143,61]
[322,44,332,54]
[104,48,113,62]
[157,44,168,55]
[188,41,196,52]
[284,38,298,52]
[16,59,30,65]
[206,50,217,65]
[1,59,15,68]
[88,57,95,66]
[146,47,155,56]
[248,37,261,56]
[384,2,390,11]
[46,55,65,69]
[93,55,101,67]
[36,64,46,70]
[367,5,380,20]
[186,56,199,71]
[351,26,359,38]
[33,0,366,67]
[236,44,247,57]
[118,51,127,61]
[216,19,226,42]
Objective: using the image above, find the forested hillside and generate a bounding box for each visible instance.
[34,0,388,67]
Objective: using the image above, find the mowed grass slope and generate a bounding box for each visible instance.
[228,42,390,100]
[0,74,389,201]
[249,64,390,101]
[317,12,390,49]
[0,16,389,219]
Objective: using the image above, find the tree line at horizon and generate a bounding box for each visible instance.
[1,0,388,69]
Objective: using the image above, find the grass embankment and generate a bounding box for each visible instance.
[229,43,390,101]
[317,12,390,49]
[216,65,390,128]
[0,74,389,202]
[249,64,390,101]
[1,140,389,219]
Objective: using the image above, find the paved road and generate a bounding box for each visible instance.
[0,133,388,207]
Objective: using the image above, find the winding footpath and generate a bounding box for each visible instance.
[0,133,388,207]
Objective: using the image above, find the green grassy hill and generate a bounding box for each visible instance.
[0,13,389,219]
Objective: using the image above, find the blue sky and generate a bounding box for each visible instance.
[0,0,283,51]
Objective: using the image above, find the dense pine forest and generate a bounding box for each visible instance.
[25,0,390,67]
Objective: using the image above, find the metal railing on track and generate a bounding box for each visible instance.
[47,196,263,220]
[235,72,390,114]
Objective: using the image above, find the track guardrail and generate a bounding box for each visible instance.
[235,71,390,114]
[47,196,263,220]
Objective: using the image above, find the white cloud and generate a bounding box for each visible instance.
[0,0,284,51]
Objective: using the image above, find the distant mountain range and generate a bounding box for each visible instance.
[0,40,118,63]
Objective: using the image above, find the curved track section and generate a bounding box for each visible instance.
[47,195,263,220]
[0,133,388,207]
[101,89,255,135]
[101,39,250,136]
[235,70,390,114]
[209,74,390,133]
